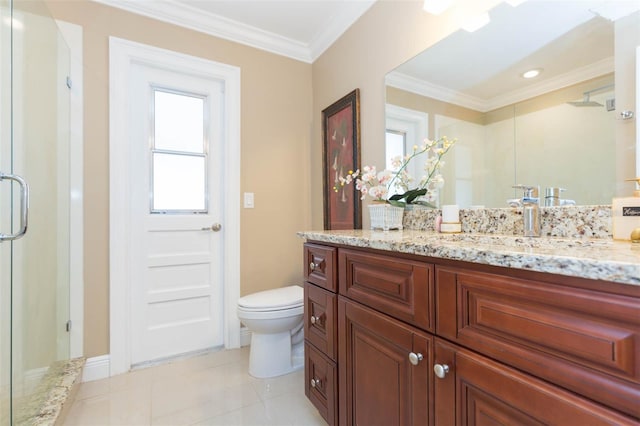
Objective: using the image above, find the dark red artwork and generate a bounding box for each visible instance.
[322,89,361,230]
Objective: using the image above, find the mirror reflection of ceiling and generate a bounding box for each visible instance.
[386,0,637,112]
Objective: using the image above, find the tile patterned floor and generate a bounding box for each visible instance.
[62,347,326,425]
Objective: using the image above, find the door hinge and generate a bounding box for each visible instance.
[66,76,72,89]
[66,320,72,332]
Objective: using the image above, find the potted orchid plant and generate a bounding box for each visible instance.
[337,136,456,208]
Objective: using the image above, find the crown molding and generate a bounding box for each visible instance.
[386,57,615,112]
[386,72,487,111]
[92,0,374,63]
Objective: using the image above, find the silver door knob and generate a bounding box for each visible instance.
[202,223,222,232]
[310,378,321,388]
[309,261,319,271]
[409,352,423,366]
[434,363,450,379]
[310,315,321,325]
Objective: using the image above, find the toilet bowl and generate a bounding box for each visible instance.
[237,285,304,378]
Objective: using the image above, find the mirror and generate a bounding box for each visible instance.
[385,0,639,208]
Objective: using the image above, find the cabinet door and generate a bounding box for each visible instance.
[339,298,432,426]
[434,338,638,426]
[304,282,337,360]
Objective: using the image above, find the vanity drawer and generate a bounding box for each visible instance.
[339,248,434,332]
[436,266,640,419]
[304,243,337,292]
[305,342,337,426]
[304,282,337,360]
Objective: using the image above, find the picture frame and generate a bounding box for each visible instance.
[322,89,362,230]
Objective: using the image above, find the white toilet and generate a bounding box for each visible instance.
[237,285,304,378]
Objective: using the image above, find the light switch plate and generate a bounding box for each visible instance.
[244,192,254,208]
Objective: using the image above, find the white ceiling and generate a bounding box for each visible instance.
[93,0,376,62]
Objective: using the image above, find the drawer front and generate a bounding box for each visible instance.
[304,243,337,292]
[305,342,337,426]
[339,248,433,331]
[436,266,640,419]
[304,282,337,360]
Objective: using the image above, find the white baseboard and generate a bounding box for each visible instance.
[83,333,249,383]
[240,326,251,347]
[82,354,110,382]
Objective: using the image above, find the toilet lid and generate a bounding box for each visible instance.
[237,285,303,311]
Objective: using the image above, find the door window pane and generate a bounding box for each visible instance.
[152,153,206,212]
[154,90,204,153]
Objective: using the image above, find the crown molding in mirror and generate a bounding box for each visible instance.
[386,56,614,112]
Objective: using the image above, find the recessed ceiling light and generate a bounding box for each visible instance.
[522,68,542,79]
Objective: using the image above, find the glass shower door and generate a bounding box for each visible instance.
[1,0,13,423]
[0,0,71,424]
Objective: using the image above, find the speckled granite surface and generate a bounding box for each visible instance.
[403,205,612,238]
[15,357,85,426]
[297,229,640,286]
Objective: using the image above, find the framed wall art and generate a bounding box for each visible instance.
[322,89,361,230]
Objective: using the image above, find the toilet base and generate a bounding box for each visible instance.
[248,330,303,378]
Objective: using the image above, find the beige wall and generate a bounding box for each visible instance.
[310,0,501,229]
[46,0,313,357]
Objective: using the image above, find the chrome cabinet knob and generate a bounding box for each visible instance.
[409,352,424,366]
[310,378,321,388]
[309,261,319,271]
[310,315,321,325]
[434,363,450,379]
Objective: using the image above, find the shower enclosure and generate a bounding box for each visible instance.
[1,0,72,424]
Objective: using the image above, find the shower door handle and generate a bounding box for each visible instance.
[0,172,29,242]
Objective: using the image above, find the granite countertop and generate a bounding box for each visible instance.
[297,230,640,286]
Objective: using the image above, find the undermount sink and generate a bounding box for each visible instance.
[423,233,612,250]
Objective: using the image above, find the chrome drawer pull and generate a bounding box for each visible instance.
[310,315,321,325]
[408,352,423,366]
[310,378,321,388]
[309,261,320,271]
[434,363,450,379]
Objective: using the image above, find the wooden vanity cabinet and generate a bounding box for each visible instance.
[303,241,640,425]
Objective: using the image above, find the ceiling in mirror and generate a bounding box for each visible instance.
[384,0,639,209]
[386,0,638,112]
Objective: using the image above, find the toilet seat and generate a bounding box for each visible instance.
[237,285,303,312]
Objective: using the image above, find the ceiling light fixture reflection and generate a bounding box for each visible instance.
[3,16,23,29]
[423,0,454,15]
[504,0,528,7]
[522,68,543,79]
[462,12,490,32]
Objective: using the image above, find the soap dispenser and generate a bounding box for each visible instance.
[513,184,540,237]
[612,178,640,241]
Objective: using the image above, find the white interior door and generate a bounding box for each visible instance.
[128,61,225,365]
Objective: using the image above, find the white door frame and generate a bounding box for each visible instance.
[109,37,241,376]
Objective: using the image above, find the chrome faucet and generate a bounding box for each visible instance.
[513,185,540,237]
